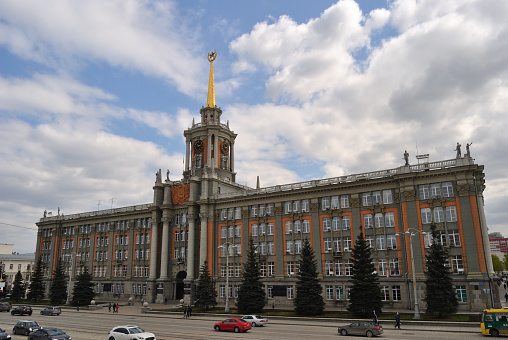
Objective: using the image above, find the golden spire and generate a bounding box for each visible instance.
[207,51,217,108]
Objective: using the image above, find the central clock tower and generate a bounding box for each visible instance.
[183,51,237,183]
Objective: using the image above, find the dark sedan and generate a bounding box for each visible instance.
[13,320,41,335]
[40,307,61,316]
[338,322,383,337]
[28,328,71,340]
[11,306,33,316]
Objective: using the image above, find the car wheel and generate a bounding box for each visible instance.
[252,322,256,327]
[366,330,373,338]
[25,330,30,336]
[340,329,348,336]
[40,311,43,315]
[28,311,32,316]
[491,329,500,337]
[109,336,115,340]
[215,326,220,332]
[11,311,14,315]
[234,327,240,333]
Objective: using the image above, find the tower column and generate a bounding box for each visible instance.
[185,138,190,171]
[230,141,235,173]
[159,219,170,279]
[214,134,219,168]
[207,134,212,168]
[199,214,208,268]
[149,221,158,279]
[187,214,196,279]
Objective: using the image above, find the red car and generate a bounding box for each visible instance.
[214,318,252,333]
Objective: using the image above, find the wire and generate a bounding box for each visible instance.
[0,222,37,231]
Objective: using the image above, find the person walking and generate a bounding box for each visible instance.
[373,310,379,325]
[108,303,111,312]
[394,312,401,329]
[76,301,80,312]
[505,293,508,303]
[116,303,120,313]
[112,303,116,313]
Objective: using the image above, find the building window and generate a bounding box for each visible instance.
[430,183,441,198]
[331,196,339,209]
[293,200,300,212]
[362,193,371,206]
[343,237,352,251]
[251,205,258,217]
[364,214,373,229]
[323,218,331,232]
[366,236,374,248]
[452,255,464,274]
[335,261,343,276]
[221,227,226,239]
[335,286,344,300]
[267,223,274,235]
[268,242,274,255]
[235,207,242,219]
[421,208,432,224]
[383,190,393,204]
[267,286,273,299]
[344,260,352,276]
[376,235,385,250]
[387,234,397,249]
[448,230,461,246]
[285,221,293,234]
[385,212,395,227]
[295,240,302,254]
[442,182,454,197]
[378,260,387,276]
[389,258,400,275]
[219,285,225,298]
[342,216,350,230]
[325,261,334,276]
[322,197,330,210]
[268,262,275,276]
[446,206,457,222]
[287,286,294,299]
[301,199,310,212]
[456,285,467,302]
[374,214,384,228]
[434,207,445,222]
[392,286,401,301]
[326,285,334,300]
[302,220,310,233]
[419,185,429,200]
[284,202,292,214]
[382,286,390,301]
[340,195,349,208]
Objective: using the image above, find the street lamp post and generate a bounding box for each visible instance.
[218,242,237,313]
[405,229,425,320]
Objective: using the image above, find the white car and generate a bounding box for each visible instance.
[108,325,156,340]
[241,315,268,327]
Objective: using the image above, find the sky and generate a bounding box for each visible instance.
[1,0,507,254]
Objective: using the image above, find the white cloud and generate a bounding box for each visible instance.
[0,0,204,96]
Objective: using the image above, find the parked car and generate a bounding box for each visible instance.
[40,307,61,316]
[0,302,11,312]
[11,306,33,316]
[338,322,383,337]
[241,315,268,327]
[28,328,71,340]
[13,320,42,336]
[0,328,11,340]
[108,325,156,340]
[214,318,252,333]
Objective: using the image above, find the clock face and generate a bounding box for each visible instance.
[193,140,204,153]
[221,142,229,155]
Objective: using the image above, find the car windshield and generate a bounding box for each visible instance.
[27,322,39,327]
[254,315,261,318]
[128,327,144,334]
[47,329,65,335]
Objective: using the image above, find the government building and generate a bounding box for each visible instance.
[35,53,498,312]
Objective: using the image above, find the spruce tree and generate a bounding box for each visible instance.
[424,224,458,317]
[294,238,325,315]
[237,237,266,314]
[194,260,217,309]
[348,230,383,318]
[49,259,68,305]
[11,271,25,301]
[71,266,95,306]
[27,257,45,302]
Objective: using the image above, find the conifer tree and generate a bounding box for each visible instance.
[71,266,95,306]
[348,229,383,318]
[294,238,325,315]
[27,257,45,302]
[194,260,217,309]
[237,237,266,314]
[11,271,25,301]
[49,259,67,305]
[424,224,458,317]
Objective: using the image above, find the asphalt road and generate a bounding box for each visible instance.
[0,305,485,340]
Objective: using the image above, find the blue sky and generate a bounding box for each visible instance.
[1,0,507,254]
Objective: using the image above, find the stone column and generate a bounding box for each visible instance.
[185,138,190,172]
[207,134,212,168]
[230,141,235,172]
[149,220,158,279]
[187,214,196,279]
[159,219,170,279]
[199,214,208,268]
[214,135,219,168]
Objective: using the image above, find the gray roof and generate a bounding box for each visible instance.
[0,253,36,261]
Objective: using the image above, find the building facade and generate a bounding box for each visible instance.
[0,249,35,296]
[35,54,497,312]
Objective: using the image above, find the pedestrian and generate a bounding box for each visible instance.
[505,293,508,303]
[164,297,168,305]
[108,303,111,312]
[394,312,401,329]
[141,298,144,306]
[504,283,507,290]
[112,303,116,313]
[116,303,120,313]
[272,301,275,310]
[189,305,192,317]
[183,306,187,318]
[76,301,80,312]
[373,310,378,325]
